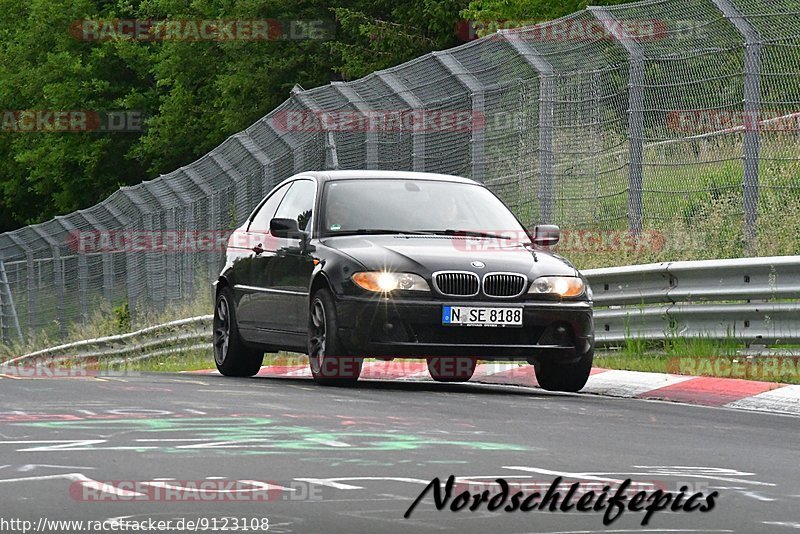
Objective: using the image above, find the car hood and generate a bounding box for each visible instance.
[321,234,578,278]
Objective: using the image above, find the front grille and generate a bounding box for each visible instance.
[433,271,480,296]
[483,273,527,297]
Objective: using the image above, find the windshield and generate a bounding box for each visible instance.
[320,178,529,240]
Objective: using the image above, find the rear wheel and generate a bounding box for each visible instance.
[427,357,477,382]
[308,289,362,386]
[214,286,264,377]
[534,349,593,392]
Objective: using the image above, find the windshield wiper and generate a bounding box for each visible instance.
[329,229,435,236]
[421,229,514,239]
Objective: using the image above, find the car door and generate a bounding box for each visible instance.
[250,179,317,338]
[233,181,291,331]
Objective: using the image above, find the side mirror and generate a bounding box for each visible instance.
[270,217,302,239]
[533,224,560,247]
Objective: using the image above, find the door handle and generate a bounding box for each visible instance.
[252,244,264,255]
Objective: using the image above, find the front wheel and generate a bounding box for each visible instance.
[213,286,264,377]
[308,289,362,386]
[534,349,593,392]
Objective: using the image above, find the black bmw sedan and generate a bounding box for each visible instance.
[213,170,594,391]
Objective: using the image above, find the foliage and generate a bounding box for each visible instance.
[0,0,467,231]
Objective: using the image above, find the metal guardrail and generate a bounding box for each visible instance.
[585,256,800,344]
[5,256,799,363]
[3,316,212,366]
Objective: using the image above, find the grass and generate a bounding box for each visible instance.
[107,350,309,373]
[595,335,800,384]
[85,338,800,386]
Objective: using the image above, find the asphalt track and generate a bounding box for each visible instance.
[0,372,797,533]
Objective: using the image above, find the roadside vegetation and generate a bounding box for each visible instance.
[1,0,797,384]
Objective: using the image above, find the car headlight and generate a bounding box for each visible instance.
[352,272,430,292]
[528,276,585,297]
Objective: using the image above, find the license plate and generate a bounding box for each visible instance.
[442,306,523,327]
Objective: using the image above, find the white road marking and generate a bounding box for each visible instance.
[17,464,96,472]
[294,477,431,490]
[502,466,625,484]
[1,440,108,452]
[741,491,776,502]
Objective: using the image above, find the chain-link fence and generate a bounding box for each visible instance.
[1,0,799,343]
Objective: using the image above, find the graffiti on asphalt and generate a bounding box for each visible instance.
[8,416,529,454]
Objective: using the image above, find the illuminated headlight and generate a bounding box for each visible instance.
[528,276,585,297]
[352,272,430,292]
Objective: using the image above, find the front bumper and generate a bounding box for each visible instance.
[335,295,594,361]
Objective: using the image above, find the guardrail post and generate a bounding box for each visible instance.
[589,7,644,235]
[499,31,555,223]
[376,71,426,171]
[432,51,486,183]
[710,0,762,252]
[331,82,379,169]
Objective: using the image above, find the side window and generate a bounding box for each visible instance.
[248,182,291,232]
[274,180,315,233]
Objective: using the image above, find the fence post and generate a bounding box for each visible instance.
[710,0,762,252]
[181,167,217,291]
[29,226,67,338]
[499,31,555,223]
[292,86,340,170]
[589,7,645,235]
[234,133,276,210]
[4,232,33,338]
[265,116,307,173]
[101,201,139,315]
[432,51,486,183]
[376,71,426,172]
[55,217,89,324]
[0,260,23,343]
[331,82,379,169]
[0,260,4,343]
[80,211,115,303]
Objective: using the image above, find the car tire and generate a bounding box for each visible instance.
[533,349,593,392]
[213,286,264,377]
[308,289,362,386]
[427,357,477,382]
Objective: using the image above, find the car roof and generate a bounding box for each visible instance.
[299,170,480,185]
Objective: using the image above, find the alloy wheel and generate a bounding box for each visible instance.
[214,296,231,366]
[309,298,327,372]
